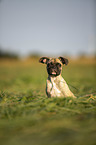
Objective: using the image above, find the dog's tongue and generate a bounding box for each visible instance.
[52,72,56,75]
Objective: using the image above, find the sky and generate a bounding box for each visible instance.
[0,0,96,56]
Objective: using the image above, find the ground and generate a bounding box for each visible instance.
[0,58,96,145]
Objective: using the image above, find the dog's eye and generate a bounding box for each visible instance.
[56,63,61,67]
[50,62,53,65]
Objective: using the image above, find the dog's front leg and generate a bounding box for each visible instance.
[46,79,53,98]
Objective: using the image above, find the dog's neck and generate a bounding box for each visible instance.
[48,74,62,82]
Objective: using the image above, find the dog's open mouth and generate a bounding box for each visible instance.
[47,68,61,76]
[51,72,57,75]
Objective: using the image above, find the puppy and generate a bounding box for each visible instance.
[39,57,76,98]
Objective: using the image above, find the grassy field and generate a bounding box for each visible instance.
[0,58,96,145]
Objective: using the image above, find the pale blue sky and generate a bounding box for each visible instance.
[0,0,95,56]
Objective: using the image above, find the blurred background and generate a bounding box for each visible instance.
[0,0,96,58]
[0,1,96,145]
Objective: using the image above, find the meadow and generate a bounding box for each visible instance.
[0,57,96,145]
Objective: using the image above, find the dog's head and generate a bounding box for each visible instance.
[39,57,68,77]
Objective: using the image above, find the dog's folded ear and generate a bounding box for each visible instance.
[39,57,50,64]
[58,57,68,65]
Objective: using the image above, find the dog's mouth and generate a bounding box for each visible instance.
[51,72,57,75]
[48,70,61,76]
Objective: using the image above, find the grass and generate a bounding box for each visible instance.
[0,58,96,145]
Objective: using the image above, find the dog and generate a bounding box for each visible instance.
[39,57,76,98]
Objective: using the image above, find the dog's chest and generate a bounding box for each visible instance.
[46,76,64,97]
[50,81,61,95]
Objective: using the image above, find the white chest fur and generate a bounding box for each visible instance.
[46,75,75,98]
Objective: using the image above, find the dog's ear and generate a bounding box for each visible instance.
[39,57,50,64]
[58,57,68,65]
